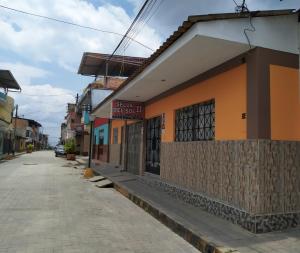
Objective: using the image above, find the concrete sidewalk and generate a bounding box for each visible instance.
[0,151,26,161]
[75,155,88,166]
[92,164,300,253]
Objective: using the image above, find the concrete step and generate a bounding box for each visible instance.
[94,179,113,188]
[89,176,106,182]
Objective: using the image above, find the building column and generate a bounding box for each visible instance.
[246,47,299,139]
[246,48,271,139]
[139,120,147,176]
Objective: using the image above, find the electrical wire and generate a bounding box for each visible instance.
[0,4,154,52]
[244,14,255,49]
[109,0,163,77]
[231,0,255,49]
[108,0,151,61]
[121,0,156,52]
[121,0,157,51]
[123,0,163,52]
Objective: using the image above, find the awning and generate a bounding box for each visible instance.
[0,70,21,90]
[77,53,146,77]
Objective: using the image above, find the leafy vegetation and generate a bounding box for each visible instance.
[27,144,34,152]
[64,138,76,154]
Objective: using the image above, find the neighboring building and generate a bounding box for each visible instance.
[62,103,82,153]
[74,81,114,157]
[12,117,43,151]
[39,134,49,150]
[76,53,145,160]
[92,10,300,233]
[0,70,21,158]
[12,117,28,152]
[60,122,67,144]
[92,118,109,162]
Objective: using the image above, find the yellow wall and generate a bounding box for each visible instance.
[270,65,300,140]
[110,120,136,144]
[145,64,247,142]
[110,120,124,144]
[0,96,14,124]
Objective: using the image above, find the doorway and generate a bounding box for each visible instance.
[126,122,142,175]
[145,116,161,175]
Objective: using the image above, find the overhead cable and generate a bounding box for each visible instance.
[0,4,154,52]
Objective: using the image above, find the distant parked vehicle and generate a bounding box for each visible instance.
[55,145,66,157]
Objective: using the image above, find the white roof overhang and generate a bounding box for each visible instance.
[93,14,299,118]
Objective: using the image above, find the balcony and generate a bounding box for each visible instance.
[0,91,7,105]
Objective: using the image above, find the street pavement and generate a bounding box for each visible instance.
[0,151,198,253]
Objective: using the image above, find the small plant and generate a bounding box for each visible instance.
[27,144,34,153]
[64,138,76,154]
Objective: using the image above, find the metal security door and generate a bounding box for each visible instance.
[126,122,142,175]
[146,116,161,175]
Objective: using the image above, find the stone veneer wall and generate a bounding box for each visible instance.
[109,144,121,166]
[160,140,300,215]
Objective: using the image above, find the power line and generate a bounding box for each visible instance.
[0,4,154,52]
[108,0,152,61]
[122,0,158,51]
[123,0,164,52]
[104,0,162,77]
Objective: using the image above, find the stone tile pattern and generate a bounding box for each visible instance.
[140,176,300,233]
[158,140,300,232]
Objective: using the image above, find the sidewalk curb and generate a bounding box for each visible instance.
[112,182,239,253]
[1,152,26,161]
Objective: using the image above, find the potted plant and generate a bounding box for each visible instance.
[27,144,34,153]
[64,138,76,160]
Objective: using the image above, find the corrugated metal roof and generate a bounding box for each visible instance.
[92,9,298,114]
[78,52,146,77]
[0,70,21,90]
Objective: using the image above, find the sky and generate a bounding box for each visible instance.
[0,0,298,145]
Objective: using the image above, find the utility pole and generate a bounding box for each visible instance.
[13,104,18,156]
[88,85,93,168]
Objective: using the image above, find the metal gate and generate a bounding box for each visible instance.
[126,122,142,175]
[146,116,161,175]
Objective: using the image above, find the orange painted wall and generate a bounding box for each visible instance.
[110,120,124,144]
[110,119,136,144]
[270,65,300,140]
[145,64,247,142]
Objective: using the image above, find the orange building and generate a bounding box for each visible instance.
[92,10,300,233]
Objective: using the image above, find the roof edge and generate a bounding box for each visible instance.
[92,9,298,114]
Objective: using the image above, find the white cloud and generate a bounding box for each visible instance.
[1,61,74,145]
[0,0,162,72]
[0,61,49,85]
[12,82,75,145]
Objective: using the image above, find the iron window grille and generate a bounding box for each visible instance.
[175,99,215,142]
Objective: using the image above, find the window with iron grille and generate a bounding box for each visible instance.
[175,99,215,142]
[113,128,118,144]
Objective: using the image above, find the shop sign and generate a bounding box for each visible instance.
[112,100,144,120]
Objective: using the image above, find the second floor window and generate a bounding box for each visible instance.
[26,130,30,138]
